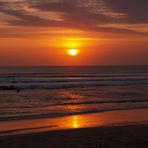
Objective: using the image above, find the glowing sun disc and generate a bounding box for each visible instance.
[68,49,79,56]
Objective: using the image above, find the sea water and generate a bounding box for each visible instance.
[0,66,148,121]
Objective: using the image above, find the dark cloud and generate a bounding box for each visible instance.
[30,0,148,24]
[29,0,115,24]
[0,0,148,34]
[7,12,59,27]
[0,1,60,26]
[104,0,148,23]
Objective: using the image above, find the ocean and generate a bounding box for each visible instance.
[0,66,148,121]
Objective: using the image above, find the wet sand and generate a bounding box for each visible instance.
[0,109,148,148]
[0,109,148,136]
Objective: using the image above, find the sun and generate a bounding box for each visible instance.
[67,49,79,56]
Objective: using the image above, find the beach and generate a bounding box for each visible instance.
[1,0,148,146]
[0,124,148,148]
[0,109,148,147]
[0,66,148,147]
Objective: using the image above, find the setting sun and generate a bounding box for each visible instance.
[67,49,79,56]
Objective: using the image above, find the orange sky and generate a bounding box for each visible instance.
[0,0,148,66]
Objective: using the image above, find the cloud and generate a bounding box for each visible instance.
[103,0,148,23]
[0,1,60,26]
[0,0,148,35]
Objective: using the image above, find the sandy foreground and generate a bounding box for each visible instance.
[0,109,148,148]
[0,125,148,148]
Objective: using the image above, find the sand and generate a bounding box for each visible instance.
[0,109,148,148]
[0,125,148,148]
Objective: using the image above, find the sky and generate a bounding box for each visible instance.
[0,0,148,66]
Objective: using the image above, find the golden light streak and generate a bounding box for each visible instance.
[72,116,79,128]
[64,38,81,49]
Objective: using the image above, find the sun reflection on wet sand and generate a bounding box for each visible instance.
[72,116,79,128]
[61,114,105,129]
[0,109,148,136]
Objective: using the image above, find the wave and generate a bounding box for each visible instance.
[0,74,148,79]
[0,99,148,112]
[0,106,148,122]
[0,79,148,90]
[1,77,148,83]
[1,98,148,109]
[36,99,148,107]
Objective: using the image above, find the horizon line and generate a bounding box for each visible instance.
[0,65,148,67]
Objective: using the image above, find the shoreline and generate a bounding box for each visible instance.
[0,108,148,137]
[0,109,148,148]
